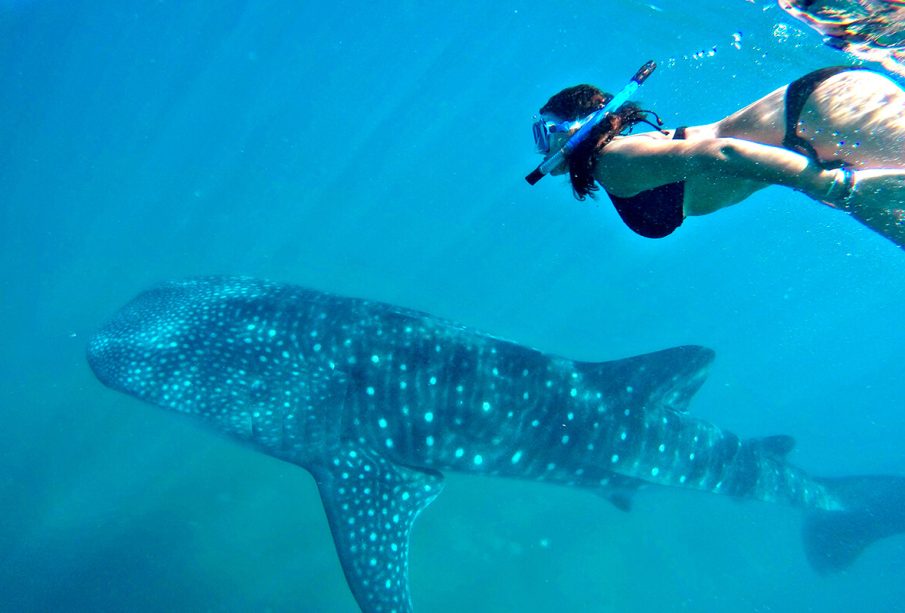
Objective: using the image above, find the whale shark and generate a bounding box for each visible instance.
[87,276,905,612]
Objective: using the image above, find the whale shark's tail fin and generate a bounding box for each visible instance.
[803,475,905,573]
[577,345,715,414]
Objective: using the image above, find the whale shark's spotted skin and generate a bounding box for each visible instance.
[87,276,904,612]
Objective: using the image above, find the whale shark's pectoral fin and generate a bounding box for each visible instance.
[310,445,444,613]
[593,473,646,512]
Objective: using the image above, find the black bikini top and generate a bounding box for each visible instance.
[604,126,686,239]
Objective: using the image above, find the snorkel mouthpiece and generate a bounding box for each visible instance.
[526,60,658,185]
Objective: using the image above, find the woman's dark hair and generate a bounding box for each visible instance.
[540,84,652,200]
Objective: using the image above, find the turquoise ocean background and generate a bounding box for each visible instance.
[2,1,904,610]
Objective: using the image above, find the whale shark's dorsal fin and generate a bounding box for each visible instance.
[577,345,715,414]
[751,435,796,459]
[310,444,444,613]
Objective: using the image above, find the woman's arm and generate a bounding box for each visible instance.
[706,143,905,220]
[596,136,837,202]
[597,135,905,248]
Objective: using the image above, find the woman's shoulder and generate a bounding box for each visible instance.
[602,130,676,156]
[600,130,699,159]
[614,129,676,143]
[595,132,702,197]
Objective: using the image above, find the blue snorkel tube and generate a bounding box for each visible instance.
[525,60,657,185]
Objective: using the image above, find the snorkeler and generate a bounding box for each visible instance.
[529,63,905,249]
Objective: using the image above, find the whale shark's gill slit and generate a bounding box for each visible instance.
[311,444,444,613]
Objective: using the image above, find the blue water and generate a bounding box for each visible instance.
[2,1,904,611]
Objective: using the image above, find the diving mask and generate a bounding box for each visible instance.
[532,115,595,155]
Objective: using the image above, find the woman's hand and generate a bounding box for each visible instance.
[837,169,905,217]
[827,169,905,247]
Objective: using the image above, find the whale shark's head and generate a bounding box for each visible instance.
[87,277,315,436]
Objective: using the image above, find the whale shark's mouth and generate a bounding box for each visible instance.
[86,284,191,397]
[86,277,301,416]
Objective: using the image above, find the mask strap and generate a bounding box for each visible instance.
[635,108,669,135]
